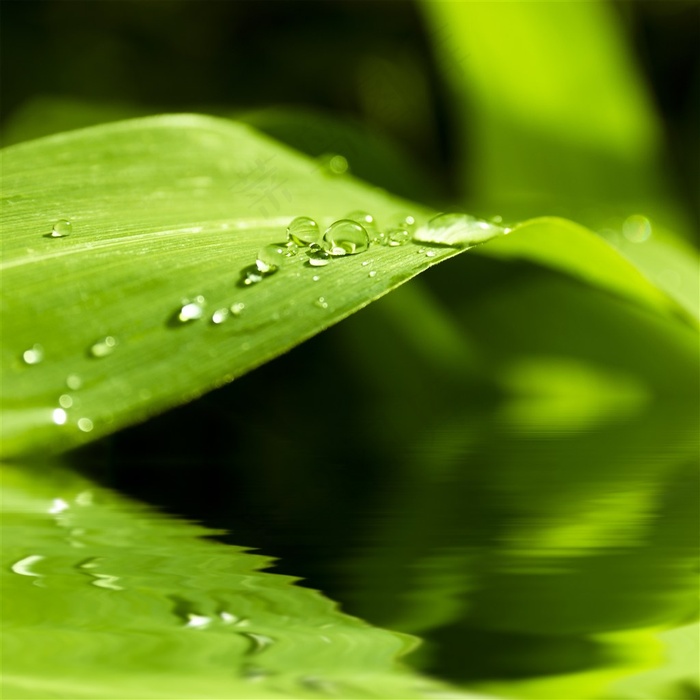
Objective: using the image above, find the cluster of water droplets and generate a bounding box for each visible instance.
[236,210,419,290]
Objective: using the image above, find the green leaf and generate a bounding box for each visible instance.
[472,218,698,324]
[2,461,484,700]
[2,115,693,461]
[0,114,452,458]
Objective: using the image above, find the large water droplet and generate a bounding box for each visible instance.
[323,220,369,256]
[230,302,245,316]
[256,244,287,274]
[287,217,321,246]
[415,213,505,247]
[50,219,72,238]
[22,344,44,365]
[89,336,117,358]
[368,270,377,278]
[177,296,206,322]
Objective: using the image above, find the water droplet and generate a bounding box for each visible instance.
[50,219,72,238]
[177,296,206,322]
[22,344,44,365]
[287,217,321,246]
[361,261,370,266]
[425,250,437,258]
[77,417,94,433]
[89,336,117,358]
[323,220,369,256]
[368,270,377,278]
[211,308,229,324]
[243,268,264,286]
[622,214,652,243]
[371,230,388,246]
[219,611,239,624]
[256,244,287,274]
[387,228,410,246]
[240,632,275,655]
[314,297,329,309]
[49,498,70,514]
[319,154,349,175]
[58,394,73,408]
[415,213,505,247]
[308,249,331,267]
[186,614,212,629]
[312,275,320,281]
[11,555,44,577]
[230,302,245,316]
[52,408,68,425]
[66,374,82,390]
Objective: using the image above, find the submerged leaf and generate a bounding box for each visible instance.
[1,462,484,699]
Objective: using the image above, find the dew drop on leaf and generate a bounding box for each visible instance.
[308,249,331,267]
[243,269,264,286]
[211,308,229,324]
[314,297,329,309]
[22,344,44,365]
[323,220,369,256]
[58,394,73,408]
[287,216,321,246]
[415,212,505,247]
[387,228,410,246]
[230,302,245,316]
[49,219,72,238]
[89,336,118,358]
[368,270,377,278]
[255,244,287,274]
[177,296,206,321]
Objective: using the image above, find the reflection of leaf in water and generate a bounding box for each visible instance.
[1,462,486,700]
